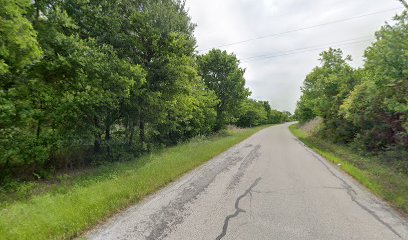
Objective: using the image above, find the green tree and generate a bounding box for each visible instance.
[269,109,291,124]
[0,0,147,176]
[198,49,250,130]
[294,94,316,123]
[0,0,43,177]
[0,0,41,77]
[236,99,268,127]
[0,0,278,180]
[37,0,198,147]
[295,48,359,142]
[341,13,408,150]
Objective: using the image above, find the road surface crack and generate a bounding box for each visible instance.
[216,177,262,240]
[143,146,248,240]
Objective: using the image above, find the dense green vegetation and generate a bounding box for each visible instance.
[0,0,289,182]
[0,126,269,240]
[290,124,408,214]
[236,99,291,128]
[295,11,408,155]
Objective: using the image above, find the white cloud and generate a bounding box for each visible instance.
[186,0,403,112]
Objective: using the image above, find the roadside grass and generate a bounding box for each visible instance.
[289,124,408,214]
[0,125,270,240]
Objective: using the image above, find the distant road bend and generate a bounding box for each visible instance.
[86,123,408,240]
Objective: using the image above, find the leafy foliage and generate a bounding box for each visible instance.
[296,48,359,142]
[236,99,268,127]
[236,99,291,127]
[296,12,408,151]
[341,13,408,150]
[0,0,288,181]
[0,0,41,76]
[198,49,250,129]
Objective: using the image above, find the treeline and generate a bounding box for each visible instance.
[0,0,288,180]
[295,12,408,152]
[236,99,291,128]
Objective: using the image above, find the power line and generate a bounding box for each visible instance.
[198,7,402,52]
[240,38,373,63]
[239,35,372,61]
[240,39,372,63]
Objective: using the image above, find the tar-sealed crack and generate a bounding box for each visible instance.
[216,177,262,240]
[293,137,403,238]
[143,145,258,240]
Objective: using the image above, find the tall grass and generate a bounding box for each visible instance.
[0,125,269,240]
[289,124,408,214]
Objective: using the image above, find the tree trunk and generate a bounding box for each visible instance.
[215,108,224,131]
[105,116,113,160]
[36,101,42,139]
[94,137,101,153]
[94,116,101,153]
[139,118,145,144]
[105,124,111,141]
[128,119,135,147]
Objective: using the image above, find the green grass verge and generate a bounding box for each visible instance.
[0,125,270,240]
[289,124,408,214]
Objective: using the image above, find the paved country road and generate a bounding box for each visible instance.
[86,123,408,240]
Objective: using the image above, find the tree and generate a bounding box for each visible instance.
[0,0,278,180]
[236,99,268,127]
[0,0,148,176]
[0,0,43,177]
[295,48,359,142]
[198,49,250,130]
[341,13,408,150]
[149,51,218,145]
[269,109,290,124]
[0,0,41,78]
[294,94,316,123]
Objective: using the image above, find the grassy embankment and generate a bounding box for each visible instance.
[0,125,270,240]
[289,124,408,214]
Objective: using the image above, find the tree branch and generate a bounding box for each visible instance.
[397,0,408,9]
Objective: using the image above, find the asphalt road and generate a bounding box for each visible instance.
[86,123,408,240]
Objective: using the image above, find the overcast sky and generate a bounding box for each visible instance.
[185,0,404,112]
